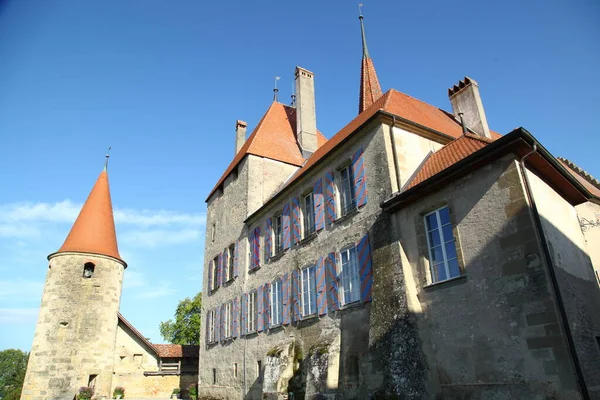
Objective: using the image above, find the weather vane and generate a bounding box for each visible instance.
[273,76,281,102]
[104,146,111,170]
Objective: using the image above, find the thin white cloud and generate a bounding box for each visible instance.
[0,224,40,239]
[121,228,201,248]
[0,308,39,324]
[123,270,146,289]
[0,201,205,227]
[0,279,44,301]
[135,283,176,299]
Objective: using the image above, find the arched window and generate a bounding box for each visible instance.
[83,262,95,278]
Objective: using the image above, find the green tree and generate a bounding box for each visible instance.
[159,292,202,345]
[0,349,29,400]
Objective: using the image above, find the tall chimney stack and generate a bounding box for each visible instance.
[295,66,318,157]
[448,77,491,139]
[235,120,247,155]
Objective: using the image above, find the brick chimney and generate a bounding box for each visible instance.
[448,77,491,139]
[295,66,318,157]
[235,120,247,155]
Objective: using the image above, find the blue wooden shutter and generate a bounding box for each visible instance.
[257,285,264,332]
[314,179,324,231]
[282,273,291,325]
[232,297,238,338]
[265,218,272,261]
[255,227,261,266]
[264,283,271,328]
[217,252,222,287]
[283,203,291,249]
[241,294,247,335]
[352,148,367,207]
[292,197,301,244]
[207,260,214,292]
[220,303,226,340]
[357,234,373,302]
[316,257,327,315]
[325,171,336,223]
[326,252,340,311]
[292,270,301,321]
[234,240,239,278]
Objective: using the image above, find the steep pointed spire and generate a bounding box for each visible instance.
[358,9,382,114]
[52,166,125,265]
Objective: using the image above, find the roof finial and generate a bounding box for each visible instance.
[358,3,370,59]
[104,146,111,171]
[273,76,280,102]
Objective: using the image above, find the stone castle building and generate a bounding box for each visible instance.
[21,166,199,399]
[200,14,600,399]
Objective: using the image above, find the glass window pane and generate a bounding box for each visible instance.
[425,213,438,230]
[438,207,450,225]
[444,242,457,260]
[431,246,444,264]
[442,224,454,243]
[447,258,460,278]
[428,229,441,247]
[433,263,447,282]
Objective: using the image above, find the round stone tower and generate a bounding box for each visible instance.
[21,166,127,400]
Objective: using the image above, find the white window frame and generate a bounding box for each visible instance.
[227,244,235,281]
[212,255,219,289]
[224,302,232,339]
[208,309,216,343]
[340,246,360,306]
[270,279,282,327]
[302,191,315,237]
[301,265,317,317]
[248,291,257,333]
[339,163,356,217]
[424,206,459,283]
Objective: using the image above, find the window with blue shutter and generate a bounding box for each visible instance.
[316,257,327,315]
[241,294,247,336]
[207,260,214,292]
[282,273,291,325]
[263,283,270,329]
[357,234,373,302]
[232,297,239,338]
[326,252,341,311]
[233,240,239,278]
[270,279,283,327]
[352,148,367,207]
[300,265,317,317]
[325,171,336,223]
[257,285,264,332]
[291,270,301,322]
[283,203,291,249]
[314,179,324,231]
[292,197,301,244]
[265,218,272,261]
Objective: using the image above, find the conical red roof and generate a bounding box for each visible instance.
[54,169,124,264]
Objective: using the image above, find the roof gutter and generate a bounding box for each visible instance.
[381,127,595,212]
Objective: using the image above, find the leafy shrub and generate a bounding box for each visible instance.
[78,386,94,400]
[113,386,125,398]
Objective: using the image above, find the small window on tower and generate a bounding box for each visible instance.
[83,262,95,278]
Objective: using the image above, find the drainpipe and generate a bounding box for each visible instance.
[389,116,402,192]
[518,144,590,400]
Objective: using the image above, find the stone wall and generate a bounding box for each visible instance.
[527,168,600,399]
[112,372,197,399]
[392,156,583,399]
[21,253,125,400]
[574,201,600,286]
[199,120,406,399]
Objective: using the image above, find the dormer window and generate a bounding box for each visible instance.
[83,262,95,278]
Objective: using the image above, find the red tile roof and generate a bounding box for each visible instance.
[206,102,327,201]
[557,158,600,199]
[359,57,382,114]
[54,170,125,264]
[405,134,492,189]
[154,344,199,358]
[284,89,500,190]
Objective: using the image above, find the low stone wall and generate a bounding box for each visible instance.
[112,372,197,398]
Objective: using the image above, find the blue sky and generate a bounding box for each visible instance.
[1,0,598,351]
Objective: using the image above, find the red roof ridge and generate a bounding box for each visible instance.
[557,157,600,190]
[53,170,125,265]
